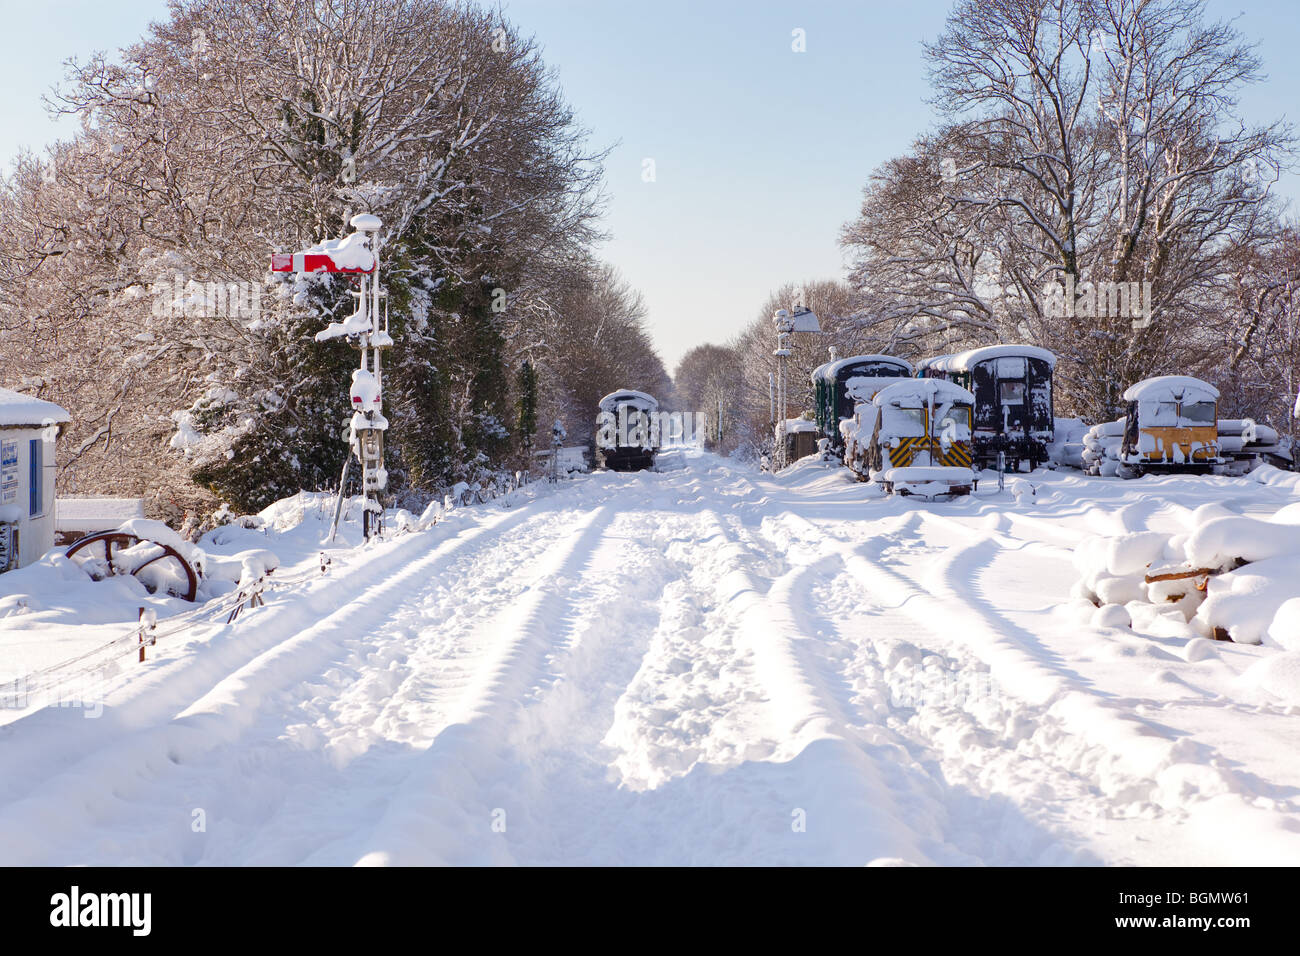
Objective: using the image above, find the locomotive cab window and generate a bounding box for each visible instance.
[1151,401,1179,426]
[1180,401,1215,424]
[893,407,926,434]
[999,381,1025,405]
[941,406,971,429]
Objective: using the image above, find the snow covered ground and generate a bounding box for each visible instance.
[1,451,1298,865]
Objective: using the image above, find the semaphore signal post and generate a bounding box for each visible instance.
[271,213,390,541]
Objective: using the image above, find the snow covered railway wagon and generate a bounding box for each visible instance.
[595,390,659,472]
[843,378,978,498]
[1117,376,1223,477]
[918,345,1055,472]
[810,354,914,455]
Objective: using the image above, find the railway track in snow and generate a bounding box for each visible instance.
[761,503,1300,866]
[2,453,1297,866]
[0,493,618,865]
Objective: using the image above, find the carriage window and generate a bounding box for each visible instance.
[999,382,1025,405]
[996,357,1027,378]
[1180,401,1216,424]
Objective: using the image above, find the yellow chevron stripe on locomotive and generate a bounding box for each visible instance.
[890,436,972,469]
[890,436,921,466]
[942,442,973,468]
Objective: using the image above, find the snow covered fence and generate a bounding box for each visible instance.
[1072,501,1300,645]
[2,539,325,717]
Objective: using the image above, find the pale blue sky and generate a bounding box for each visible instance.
[2,0,1297,368]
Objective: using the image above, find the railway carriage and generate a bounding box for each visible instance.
[595,389,659,472]
[1117,376,1223,477]
[811,355,914,456]
[918,345,1055,472]
[843,378,978,498]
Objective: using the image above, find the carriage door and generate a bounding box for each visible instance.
[995,357,1029,436]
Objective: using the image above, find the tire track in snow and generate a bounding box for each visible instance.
[0,497,612,865]
[769,510,1300,865]
[314,505,618,866]
[0,495,557,811]
[495,494,965,865]
[671,507,962,864]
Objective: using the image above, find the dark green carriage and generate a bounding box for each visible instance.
[810,355,914,455]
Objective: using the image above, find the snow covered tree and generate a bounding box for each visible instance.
[725,279,888,458]
[0,0,618,517]
[516,359,539,462]
[842,0,1293,421]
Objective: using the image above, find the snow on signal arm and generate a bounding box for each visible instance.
[270,251,375,274]
[270,231,377,274]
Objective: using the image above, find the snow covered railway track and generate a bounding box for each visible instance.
[680,509,951,864]
[0,498,614,865]
[319,506,619,866]
[767,511,1300,864]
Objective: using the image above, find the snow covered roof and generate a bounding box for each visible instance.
[811,354,913,384]
[0,388,71,428]
[843,375,914,404]
[782,418,818,433]
[598,389,659,412]
[872,378,975,408]
[1122,376,1220,403]
[55,497,145,533]
[918,344,1057,373]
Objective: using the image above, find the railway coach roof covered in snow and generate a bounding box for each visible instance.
[872,378,975,407]
[0,388,70,427]
[598,389,659,412]
[918,344,1057,373]
[1122,376,1220,403]
[810,354,914,384]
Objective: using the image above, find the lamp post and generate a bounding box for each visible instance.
[550,419,566,484]
[771,306,820,469]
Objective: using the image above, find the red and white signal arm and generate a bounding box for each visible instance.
[270,252,373,274]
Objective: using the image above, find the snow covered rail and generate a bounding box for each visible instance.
[5,477,555,719]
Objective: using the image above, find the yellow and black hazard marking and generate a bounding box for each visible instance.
[941,442,973,468]
[891,436,923,466]
[890,437,973,469]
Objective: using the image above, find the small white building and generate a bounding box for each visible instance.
[0,388,70,572]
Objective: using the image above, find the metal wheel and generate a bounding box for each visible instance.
[66,531,199,601]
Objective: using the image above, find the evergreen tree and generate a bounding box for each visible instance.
[517,358,539,461]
